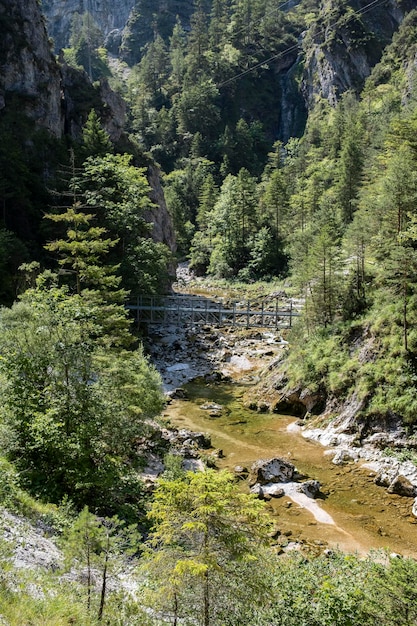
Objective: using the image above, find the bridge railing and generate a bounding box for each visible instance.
[126,294,300,329]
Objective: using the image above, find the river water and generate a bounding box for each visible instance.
[164,379,417,557]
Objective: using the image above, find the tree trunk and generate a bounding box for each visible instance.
[98,534,110,621]
[203,569,209,626]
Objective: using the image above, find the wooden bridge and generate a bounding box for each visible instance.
[127,294,300,329]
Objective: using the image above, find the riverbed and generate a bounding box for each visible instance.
[163,379,417,556]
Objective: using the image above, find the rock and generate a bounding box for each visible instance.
[3,0,63,137]
[297,480,321,498]
[200,402,225,418]
[332,449,358,465]
[269,528,282,540]
[167,363,190,372]
[374,471,395,488]
[234,466,249,481]
[250,484,263,498]
[164,428,211,454]
[412,497,417,518]
[267,486,285,498]
[1,511,62,572]
[387,475,417,497]
[250,482,282,498]
[178,430,211,449]
[248,457,296,486]
[170,388,188,399]
[252,482,286,498]
[182,459,205,472]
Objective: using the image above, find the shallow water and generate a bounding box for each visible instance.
[164,380,417,556]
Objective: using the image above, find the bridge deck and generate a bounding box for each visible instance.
[127,295,300,329]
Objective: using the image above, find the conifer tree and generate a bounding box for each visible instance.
[82,110,113,159]
[141,469,271,626]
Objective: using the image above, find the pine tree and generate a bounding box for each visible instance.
[141,469,271,626]
[82,110,113,159]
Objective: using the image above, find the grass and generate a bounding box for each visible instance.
[174,274,292,302]
[277,292,417,428]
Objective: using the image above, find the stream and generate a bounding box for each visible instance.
[155,270,417,556]
[163,378,417,556]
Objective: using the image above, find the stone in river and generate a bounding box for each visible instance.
[248,457,296,486]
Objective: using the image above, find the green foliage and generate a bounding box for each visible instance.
[0,283,164,515]
[79,152,172,295]
[82,110,113,158]
[140,468,272,625]
[62,506,139,621]
[65,12,111,81]
[364,554,417,625]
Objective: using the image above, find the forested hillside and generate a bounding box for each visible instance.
[3,0,417,622]
[44,0,417,434]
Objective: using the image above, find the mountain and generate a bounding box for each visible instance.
[41,0,136,52]
[1,0,62,136]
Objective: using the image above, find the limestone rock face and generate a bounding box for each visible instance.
[301,0,417,107]
[0,0,63,136]
[146,164,177,252]
[42,0,135,52]
[42,0,196,65]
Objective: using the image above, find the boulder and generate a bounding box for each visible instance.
[332,449,358,466]
[250,483,285,499]
[297,480,321,498]
[234,465,249,480]
[200,402,223,418]
[170,387,188,399]
[249,458,296,486]
[374,471,395,488]
[387,475,417,497]
[200,402,223,411]
[165,428,211,452]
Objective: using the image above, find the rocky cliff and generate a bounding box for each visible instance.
[41,0,136,52]
[0,0,63,136]
[0,0,176,255]
[301,0,417,106]
[42,0,196,64]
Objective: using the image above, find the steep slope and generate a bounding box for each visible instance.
[0,0,175,304]
[42,0,136,52]
[0,0,62,136]
[301,0,417,106]
[41,0,196,64]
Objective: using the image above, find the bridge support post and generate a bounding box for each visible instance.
[274,298,276,329]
